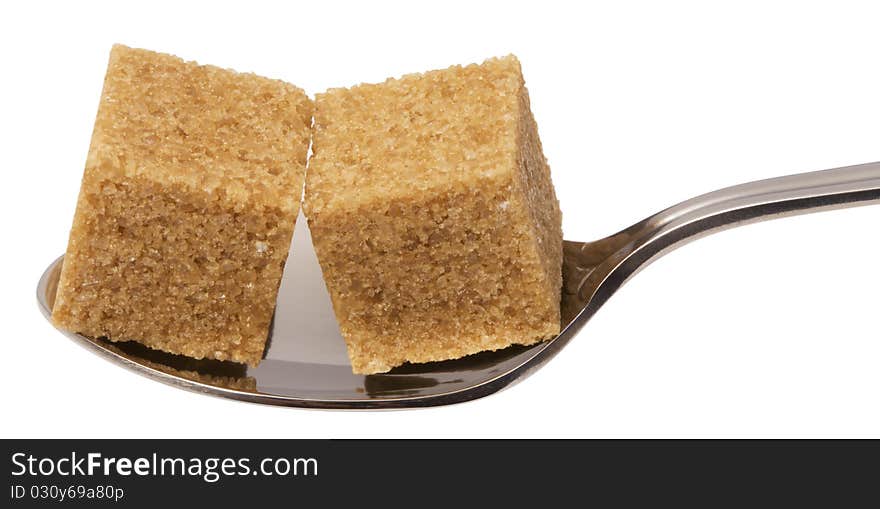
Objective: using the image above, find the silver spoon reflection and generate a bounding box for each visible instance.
[37,161,880,408]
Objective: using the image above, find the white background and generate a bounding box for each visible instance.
[1,1,878,438]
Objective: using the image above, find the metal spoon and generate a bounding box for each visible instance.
[37,161,880,409]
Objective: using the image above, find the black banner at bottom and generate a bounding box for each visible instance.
[2,440,878,506]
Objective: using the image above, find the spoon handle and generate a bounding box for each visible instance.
[637,161,880,248]
[584,161,880,305]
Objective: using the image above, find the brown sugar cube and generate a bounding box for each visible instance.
[51,45,313,366]
[305,55,562,374]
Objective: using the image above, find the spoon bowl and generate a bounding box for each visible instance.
[38,161,880,408]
